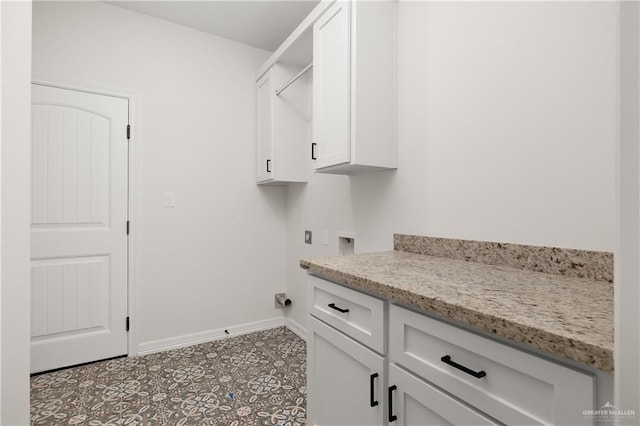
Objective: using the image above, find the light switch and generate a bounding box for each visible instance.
[322,230,329,246]
[164,192,175,207]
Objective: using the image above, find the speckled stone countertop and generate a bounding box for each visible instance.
[300,249,614,372]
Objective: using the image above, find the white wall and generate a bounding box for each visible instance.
[32,1,287,349]
[32,1,618,374]
[286,1,617,328]
[1,1,32,424]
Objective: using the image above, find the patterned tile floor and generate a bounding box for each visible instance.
[30,327,307,425]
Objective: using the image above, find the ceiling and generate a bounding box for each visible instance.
[107,1,320,52]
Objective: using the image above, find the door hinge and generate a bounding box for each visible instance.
[127,124,131,140]
[126,316,130,332]
[126,221,130,235]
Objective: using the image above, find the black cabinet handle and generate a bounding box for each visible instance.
[440,355,486,379]
[311,142,317,160]
[369,373,379,407]
[327,303,349,313]
[266,159,271,173]
[388,385,397,422]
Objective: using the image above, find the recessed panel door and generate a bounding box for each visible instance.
[30,84,129,373]
[313,1,351,169]
[307,316,384,425]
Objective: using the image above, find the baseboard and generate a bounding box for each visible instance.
[284,317,307,341]
[137,317,285,356]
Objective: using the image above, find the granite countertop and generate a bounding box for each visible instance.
[300,241,614,372]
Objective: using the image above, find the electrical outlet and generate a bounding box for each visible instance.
[305,230,312,244]
[322,230,329,246]
[164,192,175,207]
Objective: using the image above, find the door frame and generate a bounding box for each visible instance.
[31,74,140,358]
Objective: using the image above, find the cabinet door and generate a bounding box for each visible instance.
[388,364,501,426]
[313,1,351,170]
[307,316,384,426]
[256,69,274,182]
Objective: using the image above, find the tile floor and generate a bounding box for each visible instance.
[30,327,306,425]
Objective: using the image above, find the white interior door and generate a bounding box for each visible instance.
[30,84,129,373]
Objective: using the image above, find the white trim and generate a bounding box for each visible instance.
[0,2,4,409]
[30,74,141,358]
[285,317,307,341]
[31,75,133,100]
[137,317,286,356]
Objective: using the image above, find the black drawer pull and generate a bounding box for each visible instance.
[388,385,397,422]
[311,142,317,160]
[327,303,349,313]
[370,373,379,407]
[266,159,271,173]
[440,355,486,379]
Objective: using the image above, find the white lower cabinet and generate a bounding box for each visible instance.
[307,275,597,426]
[307,315,385,425]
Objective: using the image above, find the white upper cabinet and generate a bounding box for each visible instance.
[255,1,331,185]
[313,1,397,174]
[255,0,396,181]
[256,70,274,183]
[256,64,309,185]
[312,2,351,170]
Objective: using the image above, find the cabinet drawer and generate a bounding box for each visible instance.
[389,305,595,426]
[308,275,385,353]
[389,364,501,426]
